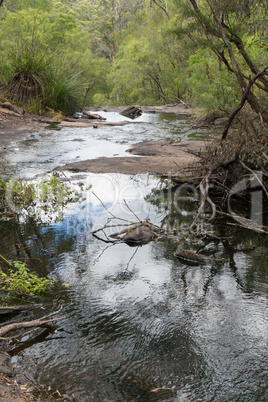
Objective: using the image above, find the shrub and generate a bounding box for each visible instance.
[0,261,53,302]
[43,65,84,115]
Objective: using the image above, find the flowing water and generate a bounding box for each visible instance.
[1,112,268,401]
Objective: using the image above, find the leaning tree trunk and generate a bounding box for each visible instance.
[213,10,268,123]
[226,31,268,93]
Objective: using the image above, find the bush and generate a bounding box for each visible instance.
[5,43,48,107]
[0,261,53,302]
[43,65,84,115]
[0,8,98,114]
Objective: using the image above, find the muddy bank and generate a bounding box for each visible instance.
[55,140,205,175]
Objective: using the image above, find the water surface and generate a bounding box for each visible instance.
[1,112,267,401]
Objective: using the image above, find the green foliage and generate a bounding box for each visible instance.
[110,5,188,106]
[43,66,84,114]
[38,175,72,206]
[0,174,73,221]
[6,178,36,206]
[186,49,240,113]
[0,261,53,302]
[0,3,110,112]
[0,0,267,113]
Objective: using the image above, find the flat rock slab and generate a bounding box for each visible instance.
[55,140,205,175]
[128,140,206,156]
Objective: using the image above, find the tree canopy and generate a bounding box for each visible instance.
[0,0,267,118]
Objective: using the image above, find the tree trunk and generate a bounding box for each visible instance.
[213,10,267,122]
[225,29,268,93]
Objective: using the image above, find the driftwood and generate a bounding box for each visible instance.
[82,110,106,120]
[110,221,164,246]
[92,221,165,245]
[90,192,172,245]
[0,306,65,339]
[120,106,142,119]
[0,304,39,315]
[0,101,25,115]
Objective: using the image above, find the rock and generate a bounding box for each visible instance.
[0,102,25,115]
[174,249,206,266]
[0,365,14,377]
[120,106,142,119]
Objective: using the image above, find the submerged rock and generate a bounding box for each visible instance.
[174,249,207,266]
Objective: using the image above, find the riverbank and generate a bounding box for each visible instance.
[0,348,32,401]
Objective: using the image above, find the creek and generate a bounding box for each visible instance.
[1,112,268,401]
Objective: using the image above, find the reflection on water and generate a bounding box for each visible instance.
[3,173,266,401]
[1,114,267,401]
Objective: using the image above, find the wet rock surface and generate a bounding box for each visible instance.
[54,140,206,175]
[0,104,196,159]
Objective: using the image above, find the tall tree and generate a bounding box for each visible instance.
[184,0,268,121]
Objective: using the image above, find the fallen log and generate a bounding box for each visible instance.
[120,106,142,119]
[0,306,65,339]
[82,110,106,120]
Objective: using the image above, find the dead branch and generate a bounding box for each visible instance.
[216,210,268,233]
[263,153,268,162]
[92,231,116,243]
[190,152,240,228]
[123,198,142,222]
[239,159,268,198]
[109,222,143,238]
[92,220,164,245]
[91,191,131,223]
[0,304,39,315]
[91,223,130,243]
[0,305,66,339]
[110,221,162,239]
[0,253,13,268]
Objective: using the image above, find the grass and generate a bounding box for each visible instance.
[3,45,84,115]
